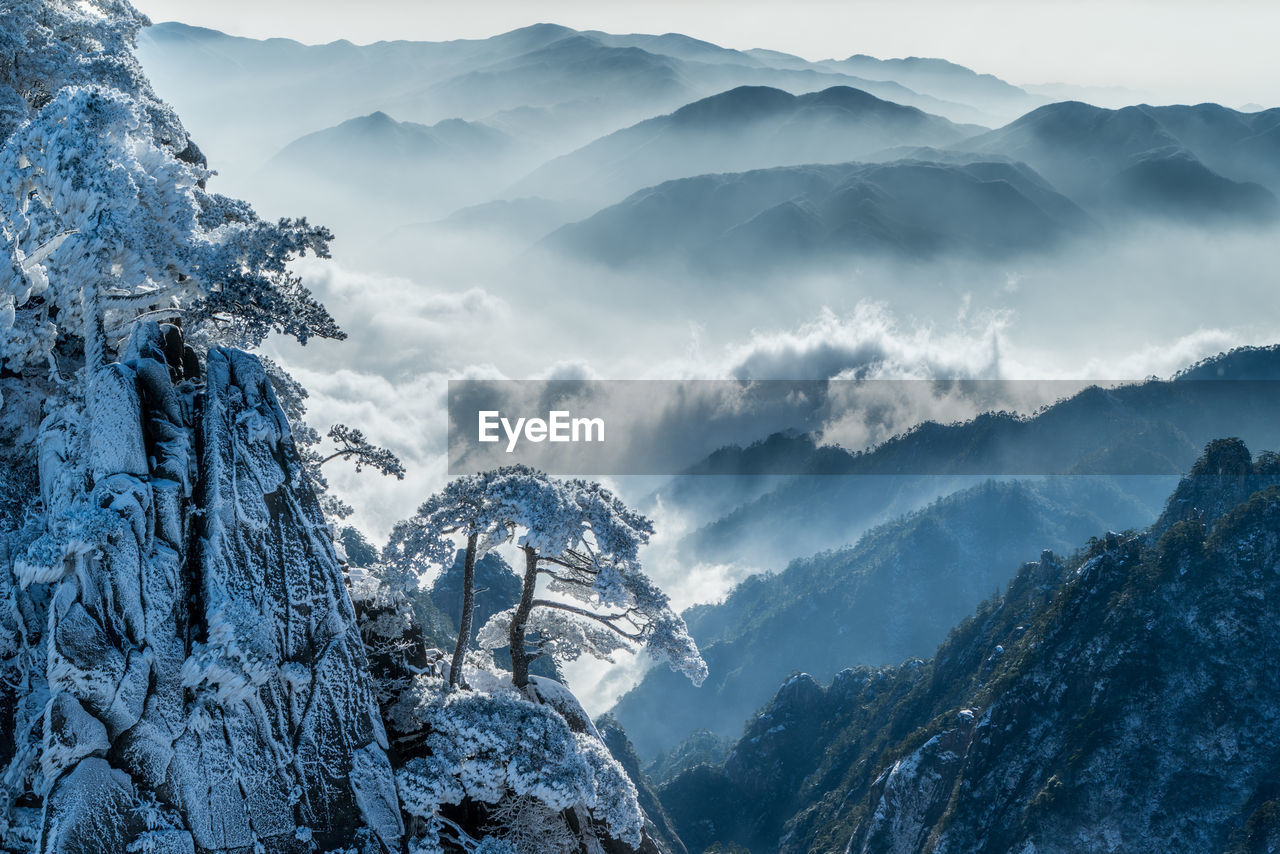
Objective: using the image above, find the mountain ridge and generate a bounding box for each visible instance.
[512,84,984,204]
[543,157,1089,270]
[657,439,1280,853]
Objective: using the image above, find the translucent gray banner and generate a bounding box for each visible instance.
[446,378,1280,476]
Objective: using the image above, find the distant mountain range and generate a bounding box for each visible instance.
[543,158,1090,269]
[261,111,530,227]
[820,54,1036,109]
[276,112,512,167]
[539,98,1279,272]
[656,439,1280,853]
[408,32,690,120]
[138,22,1278,271]
[959,100,1280,220]
[513,85,982,205]
[253,110,538,239]
[136,21,1029,171]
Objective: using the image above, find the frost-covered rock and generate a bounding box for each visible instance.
[389,672,662,854]
[15,324,401,853]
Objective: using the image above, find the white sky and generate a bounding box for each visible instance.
[132,0,1280,108]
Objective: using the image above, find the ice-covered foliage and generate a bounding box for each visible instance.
[0,0,183,146]
[393,677,643,852]
[478,605,631,664]
[384,470,510,592]
[324,424,406,480]
[484,796,579,854]
[386,466,654,582]
[0,83,337,383]
[389,466,707,687]
[304,424,406,521]
[0,0,342,550]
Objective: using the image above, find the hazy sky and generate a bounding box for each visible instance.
[133,0,1279,107]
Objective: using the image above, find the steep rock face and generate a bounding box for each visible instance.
[842,475,1280,854]
[24,324,401,853]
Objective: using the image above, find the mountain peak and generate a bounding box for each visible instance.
[1175,345,1280,380]
[802,84,921,115]
[498,22,577,41]
[669,85,796,124]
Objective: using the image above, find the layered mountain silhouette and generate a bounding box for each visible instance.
[410,33,691,119]
[514,85,983,204]
[136,21,1029,168]
[818,54,1042,116]
[544,159,1089,270]
[539,98,1279,271]
[960,101,1280,220]
[570,33,1042,121]
[139,21,1279,272]
[261,111,528,236]
[670,347,1280,571]
[273,111,513,173]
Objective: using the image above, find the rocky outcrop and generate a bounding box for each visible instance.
[27,323,401,853]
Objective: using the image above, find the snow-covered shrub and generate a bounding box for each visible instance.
[485,796,579,854]
[394,677,643,852]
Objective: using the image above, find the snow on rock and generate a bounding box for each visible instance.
[40,758,142,854]
[29,324,401,853]
[860,725,975,854]
[174,345,401,852]
[527,675,600,738]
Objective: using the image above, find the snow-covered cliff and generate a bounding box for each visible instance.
[3,323,402,852]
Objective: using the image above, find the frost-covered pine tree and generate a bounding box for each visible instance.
[314,423,407,519]
[386,465,707,691]
[0,84,338,383]
[385,470,507,688]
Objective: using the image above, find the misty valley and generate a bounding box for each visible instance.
[2,4,1280,854]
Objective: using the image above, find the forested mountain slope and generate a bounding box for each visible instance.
[659,440,1280,854]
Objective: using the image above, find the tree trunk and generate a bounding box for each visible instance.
[82,281,104,372]
[509,545,539,690]
[449,533,478,688]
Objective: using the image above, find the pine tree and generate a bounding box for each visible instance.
[386,465,707,691]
